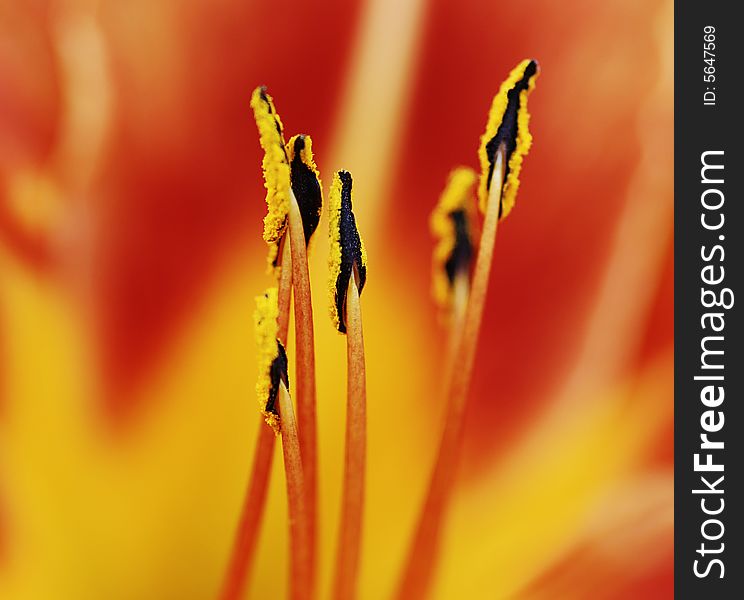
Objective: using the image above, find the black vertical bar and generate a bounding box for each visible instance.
[676,0,742,597]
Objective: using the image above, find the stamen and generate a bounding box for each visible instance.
[398,58,538,599]
[277,236,293,344]
[250,86,291,268]
[328,171,367,333]
[229,60,538,600]
[255,288,313,600]
[220,276,291,600]
[286,188,320,593]
[253,288,286,431]
[444,271,470,375]
[285,132,323,593]
[329,171,368,600]
[396,146,506,600]
[233,90,321,598]
[333,270,367,600]
[277,380,313,600]
[430,167,478,313]
[287,134,323,245]
[219,423,275,600]
[477,59,539,217]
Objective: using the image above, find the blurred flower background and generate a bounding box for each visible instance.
[0,0,672,598]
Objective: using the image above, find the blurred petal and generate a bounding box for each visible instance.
[0,0,673,597]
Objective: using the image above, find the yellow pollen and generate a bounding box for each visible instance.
[254,287,281,433]
[430,167,477,308]
[477,59,539,217]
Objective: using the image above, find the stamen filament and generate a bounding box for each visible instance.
[445,271,470,371]
[220,238,292,600]
[219,423,276,600]
[278,381,313,600]
[332,270,367,600]
[277,237,294,344]
[287,190,318,593]
[396,145,506,600]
